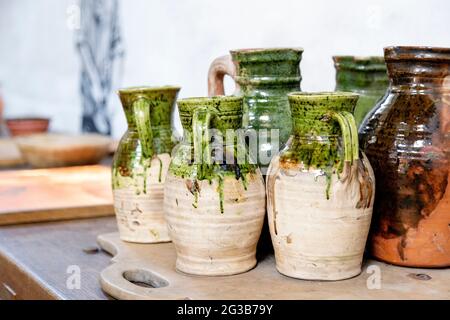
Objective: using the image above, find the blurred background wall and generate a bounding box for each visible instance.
[0,0,449,138]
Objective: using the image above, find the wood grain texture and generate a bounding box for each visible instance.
[98,232,450,300]
[0,165,114,226]
[0,217,117,300]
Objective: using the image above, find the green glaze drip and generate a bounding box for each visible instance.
[333,56,388,127]
[283,92,360,199]
[157,156,163,183]
[172,96,258,212]
[112,86,180,194]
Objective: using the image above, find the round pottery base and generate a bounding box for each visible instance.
[275,264,362,281]
[119,235,171,244]
[176,255,257,277]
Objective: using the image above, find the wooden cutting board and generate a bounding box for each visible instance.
[97,232,450,300]
[0,139,25,168]
[0,165,114,225]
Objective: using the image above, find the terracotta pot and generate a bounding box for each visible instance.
[333,56,388,127]
[113,86,180,243]
[360,46,450,267]
[267,92,375,280]
[6,118,50,137]
[164,96,266,276]
[208,48,303,173]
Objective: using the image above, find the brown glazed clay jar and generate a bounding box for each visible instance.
[360,46,450,267]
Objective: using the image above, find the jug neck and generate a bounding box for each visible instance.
[333,56,388,92]
[231,48,303,89]
[289,92,358,137]
[384,46,450,92]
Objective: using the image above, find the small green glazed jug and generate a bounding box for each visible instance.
[113,86,180,243]
[164,96,266,276]
[333,56,388,127]
[208,48,303,173]
[266,92,375,280]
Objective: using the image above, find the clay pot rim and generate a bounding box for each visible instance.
[332,55,386,71]
[384,46,450,62]
[117,85,181,94]
[230,47,303,62]
[178,95,243,106]
[288,91,359,101]
[230,47,303,54]
[6,117,50,123]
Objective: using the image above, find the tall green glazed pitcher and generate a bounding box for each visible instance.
[333,56,388,127]
[113,86,180,243]
[208,48,303,173]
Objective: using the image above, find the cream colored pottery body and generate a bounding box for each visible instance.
[267,156,375,280]
[114,154,171,243]
[164,172,266,276]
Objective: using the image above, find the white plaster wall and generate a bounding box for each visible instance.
[1,0,449,138]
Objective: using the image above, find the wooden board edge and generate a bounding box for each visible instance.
[0,249,61,300]
[0,205,114,226]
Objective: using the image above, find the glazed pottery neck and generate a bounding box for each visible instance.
[288,92,359,137]
[333,56,388,92]
[230,48,303,89]
[117,86,180,156]
[178,96,243,135]
[384,46,450,91]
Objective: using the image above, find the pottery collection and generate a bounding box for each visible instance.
[333,56,388,127]
[113,86,180,243]
[164,96,266,276]
[110,45,449,279]
[360,46,450,267]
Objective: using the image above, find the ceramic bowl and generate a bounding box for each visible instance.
[15,133,112,168]
[6,118,50,137]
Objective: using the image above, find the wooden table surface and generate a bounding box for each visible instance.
[0,217,117,300]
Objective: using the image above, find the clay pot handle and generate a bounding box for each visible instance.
[192,107,214,179]
[208,55,236,96]
[133,97,154,159]
[329,111,360,164]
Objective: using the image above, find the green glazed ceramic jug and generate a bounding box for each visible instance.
[208,48,303,173]
[113,86,180,243]
[266,92,375,280]
[333,56,388,127]
[164,96,266,276]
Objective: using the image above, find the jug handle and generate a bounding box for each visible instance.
[192,107,214,179]
[133,97,154,159]
[329,110,359,165]
[208,55,236,96]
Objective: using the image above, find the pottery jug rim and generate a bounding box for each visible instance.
[230,47,303,54]
[230,47,303,62]
[288,91,359,101]
[384,46,450,62]
[117,85,181,95]
[178,95,243,105]
[333,56,386,71]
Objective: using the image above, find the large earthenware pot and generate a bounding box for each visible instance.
[164,96,266,276]
[360,46,450,267]
[208,48,303,173]
[333,56,388,127]
[267,92,375,280]
[113,86,180,243]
